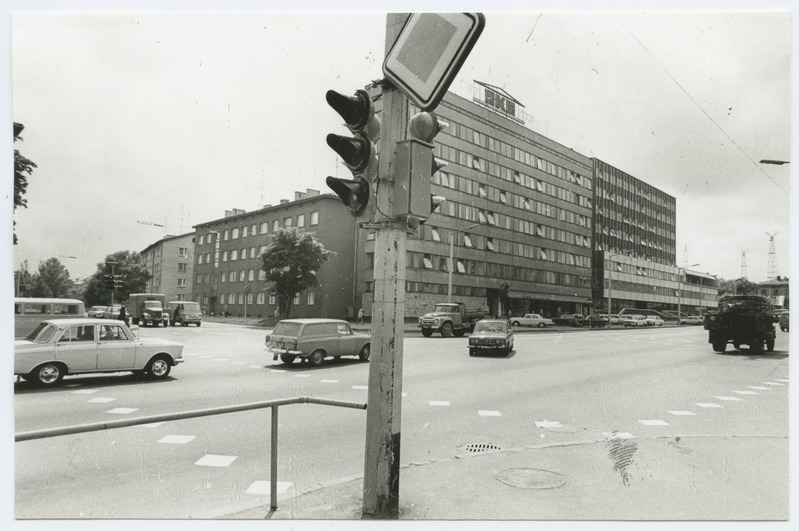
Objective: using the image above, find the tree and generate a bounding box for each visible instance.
[83,251,152,306]
[259,228,335,317]
[13,122,37,245]
[718,277,758,297]
[14,260,35,297]
[29,258,73,298]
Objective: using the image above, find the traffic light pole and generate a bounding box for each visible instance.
[361,13,410,520]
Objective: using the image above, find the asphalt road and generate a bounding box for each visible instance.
[14,322,789,519]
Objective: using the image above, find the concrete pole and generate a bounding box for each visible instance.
[362,13,410,520]
[447,233,454,302]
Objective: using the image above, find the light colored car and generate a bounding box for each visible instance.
[622,315,647,327]
[598,314,623,325]
[645,315,664,326]
[266,318,371,367]
[14,318,184,386]
[166,301,202,327]
[100,304,122,319]
[469,319,514,356]
[510,313,554,328]
[87,305,107,318]
[679,315,704,325]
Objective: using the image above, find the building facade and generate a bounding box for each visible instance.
[140,233,195,303]
[192,190,357,319]
[757,277,789,309]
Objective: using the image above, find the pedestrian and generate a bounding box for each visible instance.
[224,304,230,319]
[118,304,128,325]
[357,308,364,325]
[274,307,280,319]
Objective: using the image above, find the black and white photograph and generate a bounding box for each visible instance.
[4,0,793,528]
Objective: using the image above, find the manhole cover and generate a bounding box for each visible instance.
[496,468,567,490]
[462,443,502,453]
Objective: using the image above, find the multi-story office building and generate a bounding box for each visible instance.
[591,159,717,315]
[357,82,596,318]
[192,190,357,319]
[140,233,196,302]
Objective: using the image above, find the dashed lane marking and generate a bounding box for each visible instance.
[321,379,338,383]
[352,385,368,390]
[714,396,743,402]
[762,382,785,386]
[71,389,100,395]
[733,390,758,395]
[774,378,789,383]
[87,397,117,403]
[245,481,292,496]
[478,410,502,417]
[695,403,723,408]
[137,422,166,428]
[667,411,696,416]
[106,408,139,414]
[158,435,196,444]
[249,365,262,369]
[429,401,451,406]
[638,419,669,426]
[294,374,310,378]
[748,386,772,390]
[535,420,563,428]
[195,454,237,467]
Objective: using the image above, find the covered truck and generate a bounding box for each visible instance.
[704,295,776,353]
[128,293,169,327]
[418,302,488,337]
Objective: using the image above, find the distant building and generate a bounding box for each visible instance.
[192,190,357,319]
[140,233,195,302]
[757,277,789,309]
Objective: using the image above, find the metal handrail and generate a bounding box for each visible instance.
[15,396,367,511]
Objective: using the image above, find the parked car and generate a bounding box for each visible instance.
[266,318,371,367]
[14,318,184,386]
[510,313,554,328]
[468,319,514,356]
[100,305,122,320]
[573,315,609,328]
[598,314,623,325]
[553,314,584,326]
[679,315,704,325]
[87,305,107,318]
[622,315,647,327]
[644,315,664,326]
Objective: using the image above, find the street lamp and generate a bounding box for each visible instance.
[606,251,632,327]
[447,222,480,302]
[677,263,700,322]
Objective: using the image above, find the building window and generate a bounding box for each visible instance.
[257,292,265,304]
[239,270,246,281]
[311,211,319,225]
[241,248,248,260]
[177,278,187,287]
[229,271,236,282]
[205,252,210,263]
[464,234,473,248]
[197,254,203,265]
[273,220,280,231]
[228,293,235,304]
[259,245,267,254]
[232,228,239,239]
[269,292,276,305]
[258,269,266,281]
[260,222,268,234]
[499,191,507,204]
[242,226,249,237]
[423,255,433,269]
[456,260,466,273]
[178,263,187,272]
[231,250,238,261]
[199,235,205,245]
[247,293,253,305]
[250,224,257,235]
[204,273,210,284]
[222,251,228,262]
[196,274,203,284]
[223,230,229,240]
[248,269,255,281]
[297,214,305,228]
[179,247,187,257]
[431,228,440,242]
[238,293,244,304]
[221,274,226,284]
[486,238,495,251]
[307,291,315,305]
[293,294,300,305]
[284,217,292,228]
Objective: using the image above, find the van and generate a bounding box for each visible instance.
[165,301,203,327]
[14,298,86,338]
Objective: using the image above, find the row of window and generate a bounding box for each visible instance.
[207,290,316,307]
[609,279,709,300]
[598,224,673,252]
[434,112,593,191]
[596,209,675,239]
[403,251,591,282]
[596,168,675,213]
[195,269,267,284]
[197,212,320,245]
[596,190,675,229]
[197,245,268,265]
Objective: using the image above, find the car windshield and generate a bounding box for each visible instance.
[180,302,201,312]
[144,301,162,310]
[272,322,303,337]
[474,322,507,333]
[25,322,57,343]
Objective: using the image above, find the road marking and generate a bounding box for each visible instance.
[695,403,723,408]
[748,386,771,390]
[294,374,310,378]
[478,410,502,417]
[320,379,338,383]
[136,422,166,428]
[195,454,237,467]
[667,411,696,416]
[158,435,196,444]
[71,389,100,395]
[429,401,450,406]
[249,365,262,369]
[245,481,292,496]
[535,420,563,428]
[733,390,758,395]
[87,397,117,403]
[603,432,636,439]
[352,385,368,390]
[270,370,287,373]
[214,358,230,362]
[774,378,789,383]
[106,408,139,414]
[762,382,785,386]
[714,396,742,401]
[638,419,669,426]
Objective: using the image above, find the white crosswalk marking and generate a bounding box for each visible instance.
[195,454,237,467]
[478,410,502,417]
[667,411,696,416]
[714,396,742,401]
[638,419,669,426]
[695,403,723,408]
[106,408,138,414]
[429,401,450,406]
[87,397,116,403]
[245,481,292,496]
[158,435,195,444]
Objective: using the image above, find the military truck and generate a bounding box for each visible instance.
[418,302,488,337]
[704,295,776,353]
[128,293,169,327]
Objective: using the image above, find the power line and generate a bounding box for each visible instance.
[617,17,788,195]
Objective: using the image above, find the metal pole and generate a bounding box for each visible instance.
[447,233,454,302]
[607,257,612,327]
[677,268,682,322]
[270,406,278,511]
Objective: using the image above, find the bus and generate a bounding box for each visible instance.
[14,298,86,339]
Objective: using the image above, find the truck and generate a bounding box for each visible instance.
[418,302,488,337]
[704,295,776,353]
[127,293,169,327]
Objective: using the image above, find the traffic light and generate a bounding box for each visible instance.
[393,111,448,226]
[104,275,115,291]
[113,275,124,289]
[325,89,380,223]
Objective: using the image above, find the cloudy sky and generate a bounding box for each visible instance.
[6,1,793,284]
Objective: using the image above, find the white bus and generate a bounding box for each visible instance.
[14,298,86,339]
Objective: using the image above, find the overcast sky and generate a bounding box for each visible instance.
[6,2,794,285]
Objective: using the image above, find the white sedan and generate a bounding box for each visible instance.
[15,318,184,386]
[510,314,555,328]
[645,315,664,326]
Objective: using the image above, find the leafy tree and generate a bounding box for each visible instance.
[29,258,73,298]
[718,277,758,296]
[259,228,335,317]
[83,251,151,306]
[13,122,37,245]
[14,260,35,297]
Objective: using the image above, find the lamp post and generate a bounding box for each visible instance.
[677,263,700,322]
[606,251,631,327]
[447,222,479,302]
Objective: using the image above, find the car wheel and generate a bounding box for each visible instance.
[712,342,727,353]
[733,342,741,350]
[441,323,454,337]
[421,329,433,337]
[537,322,545,328]
[280,354,296,364]
[32,363,65,386]
[196,322,202,327]
[469,348,476,357]
[512,321,520,327]
[358,344,371,361]
[310,349,325,367]
[146,356,172,379]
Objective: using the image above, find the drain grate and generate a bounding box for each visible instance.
[462,443,502,453]
[496,468,567,490]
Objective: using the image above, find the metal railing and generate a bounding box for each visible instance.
[15,396,367,512]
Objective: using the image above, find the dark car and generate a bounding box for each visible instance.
[573,315,609,328]
[553,314,584,326]
[468,319,514,356]
[265,318,371,367]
